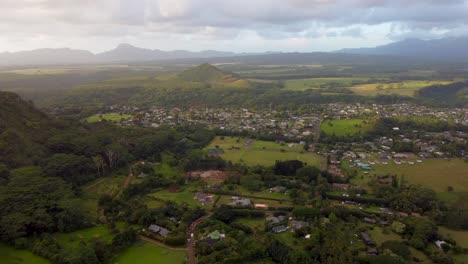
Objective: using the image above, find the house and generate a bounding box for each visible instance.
[207,148,225,157]
[363,217,377,224]
[367,248,378,256]
[148,224,170,238]
[194,192,214,205]
[377,178,392,185]
[254,204,269,210]
[361,232,375,245]
[332,183,350,190]
[266,216,281,224]
[270,186,287,193]
[230,197,252,207]
[291,220,308,230]
[272,225,288,233]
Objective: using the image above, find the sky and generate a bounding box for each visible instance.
[0,0,467,53]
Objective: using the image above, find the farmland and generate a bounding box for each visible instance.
[321,119,375,136]
[284,77,370,91]
[206,136,322,167]
[114,241,186,264]
[370,159,468,193]
[0,243,51,264]
[351,80,455,97]
[84,113,133,123]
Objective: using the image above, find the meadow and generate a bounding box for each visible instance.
[84,113,133,123]
[52,225,124,249]
[114,241,186,264]
[320,119,374,136]
[370,159,468,193]
[147,183,214,208]
[284,77,370,91]
[81,175,127,217]
[351,80,454,97]
[0,243,51,264]
[207,136,322,167]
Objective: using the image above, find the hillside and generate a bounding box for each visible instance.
[174,64,249,88]
[0,92,57,167]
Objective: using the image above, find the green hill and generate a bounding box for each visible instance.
[175,64,248,88]
[0,92,57,167]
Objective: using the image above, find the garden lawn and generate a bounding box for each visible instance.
[321,119,374,136]
[114,241,186,264]
[0,243,51,264]
[235,218,265,230]
[367,227,402,246]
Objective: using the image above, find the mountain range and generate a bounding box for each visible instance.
[1,37,468,66]
[0,43,237,66]
[337,37,468,61]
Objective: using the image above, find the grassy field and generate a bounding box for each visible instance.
[351,80,454,97]
[114,241,186,264]
[371,159,468,193]
[439,227,468,248]
[147,184,213,208]
[321,119,374,136]
[207,137,322,167]
[81,175,127,217]
[367,227,402,245]
[53,225,121,249]
[235,218,265,230]
[284,77,370,91]
[217,195,292,208]
[0,243,51,264]
[84,113,133,123]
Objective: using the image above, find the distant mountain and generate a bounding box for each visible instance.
[0,48,95,66]
[337,37,468,61]
[96,44,236,62]
[0,44,236,66]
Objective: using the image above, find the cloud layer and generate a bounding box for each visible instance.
[0,0,467,52]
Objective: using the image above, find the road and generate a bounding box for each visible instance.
[187,213,213,264]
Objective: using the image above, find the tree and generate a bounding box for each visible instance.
[381,241,410,260]
[296,166,320,184]
[391,221,406,234]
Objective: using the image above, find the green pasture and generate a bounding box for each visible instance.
[84,113,133,123]
[371,159,468,193]
[284,77,370,91]
[0,243,51,264]
[53,225,123,250]
[147,184,212,208]
[207,137,321,167]
[351,80,454,97]
[114,241,186,264]
[321,119,374,136]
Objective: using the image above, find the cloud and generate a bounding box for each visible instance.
[0,0,467,52]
